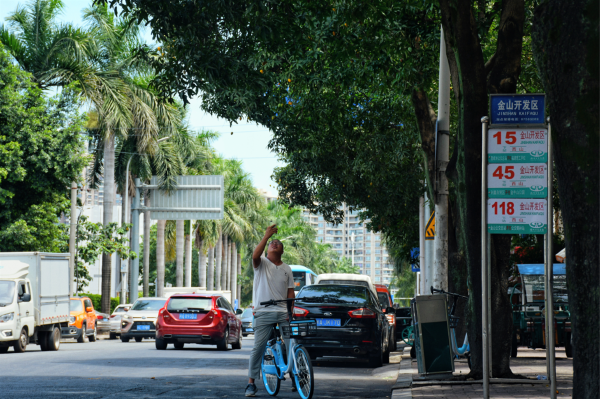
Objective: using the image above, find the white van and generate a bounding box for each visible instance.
[314,273,378,298]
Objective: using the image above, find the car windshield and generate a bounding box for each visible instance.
[296,285,369,305]
[318,279,369,289]
[70,300,83,312]
[113,306,130,314]
[167,297,212,312]
[293,271,307,292]
[0,281,15,305]
[241,308,253,318]
[131,299,166,311]
[377,292,390,309]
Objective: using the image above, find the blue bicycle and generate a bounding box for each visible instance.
[431,287,471,369]
[259,298,316,399]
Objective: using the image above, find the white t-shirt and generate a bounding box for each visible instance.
[252,256,294,313]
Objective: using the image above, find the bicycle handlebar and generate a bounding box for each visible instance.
[430,286,469,300]
[259,298,295,306]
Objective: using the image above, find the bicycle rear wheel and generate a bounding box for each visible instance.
[293,345,314,399]
[262,345,281,396]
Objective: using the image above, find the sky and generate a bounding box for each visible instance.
[0,0,283,196]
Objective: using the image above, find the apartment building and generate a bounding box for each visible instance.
[302,204,394,285]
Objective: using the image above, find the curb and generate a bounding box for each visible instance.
[391,346,413,399]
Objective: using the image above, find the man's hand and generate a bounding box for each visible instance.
[264,224,278,239]
[252,224,278,268]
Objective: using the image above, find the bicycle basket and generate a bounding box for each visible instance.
[449,316,460,328]
[281,320,317,338]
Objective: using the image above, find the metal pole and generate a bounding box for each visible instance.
[434,25,450,291]
[69,181,77,297]
[546,118,556,398]
[419,196,426,295]
[481,116,489,399]
[424,190,434,291]
[121,157,133,304]
[130,179,140,302]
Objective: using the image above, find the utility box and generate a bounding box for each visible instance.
[411,295,454,376]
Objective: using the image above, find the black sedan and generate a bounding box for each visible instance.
[293,284,390,367]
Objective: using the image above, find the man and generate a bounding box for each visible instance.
[245,224,295,397]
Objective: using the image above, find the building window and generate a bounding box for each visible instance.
[366,250,371,255]
[375,235,381,241]
[375,249,381,254]
[374,277,381,282]
[318,216,324,221]
[318,223,323,227]
[375,270,381,275]
[318,230,323,235]
[375,263,381,268]
[365,242,371,248]
[375,242,381,247]
[375,256,381,261]
[365,256,371,261]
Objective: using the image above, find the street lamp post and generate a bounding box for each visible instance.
[350,232,355,268]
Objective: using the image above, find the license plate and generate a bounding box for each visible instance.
[179,313,198,320]
[316,318,341,327]
[245,328,254,332]
[137,325,150,330]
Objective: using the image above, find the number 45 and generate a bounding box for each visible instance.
[492,165,515,179]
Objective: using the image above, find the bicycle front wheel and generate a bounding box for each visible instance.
[293,345,314,399]
[262,346,281,396]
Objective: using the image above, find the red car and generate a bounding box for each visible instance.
[155,294,243,350]
[375,284,397,351]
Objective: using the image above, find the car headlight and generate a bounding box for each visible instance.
[122,315,132,321]
[0,313,14,323]
[69,316,76,324]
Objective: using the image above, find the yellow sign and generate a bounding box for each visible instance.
[425,211,435,240]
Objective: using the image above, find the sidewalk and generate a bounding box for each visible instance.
[393,347,573,398]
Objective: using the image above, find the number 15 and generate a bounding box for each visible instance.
[493,131,517,144]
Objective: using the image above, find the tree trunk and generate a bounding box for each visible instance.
[176,220,184,287]
[207,245,215,290]
[532,1,599,395]
[215,232,222,290]
[143,193,150,297]
[485,0,525,378]
[184,225,192,287]
[439,0,489,378]
[156,220,166,297]
[226,240,231,291]
[237,252,242,301]
[101,134,115,313]
[221,235,228,291]
[198,239,207,288]
[230,242,237,303]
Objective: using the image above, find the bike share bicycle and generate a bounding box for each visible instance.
[430,287,472,369]
[259,298,316,399]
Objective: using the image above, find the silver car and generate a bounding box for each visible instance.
[109,304,132,339]
[120,298,167,342]
[240,307,254,337]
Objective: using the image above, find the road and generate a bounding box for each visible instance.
[0,335,399,398]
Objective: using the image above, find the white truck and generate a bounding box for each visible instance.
[0,253,70,353]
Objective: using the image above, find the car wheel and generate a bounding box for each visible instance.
[232,331,242,350]
[0,346,9,353]
[217,328,229,351]
[242,334,248,338]
[13,328,28,353]
[383,343,391,364]
[511,333,518,358]
[565,333,573,358]
[174,342,184,350]
[39,332,49,351]
[120,335,130,343]
[46,327,61,351]
[109,333,117,340]
[77,324,87,343]
[135,337,143,343]
[155,338,167,350]
[368,337,383,368]
[89,325,97,342]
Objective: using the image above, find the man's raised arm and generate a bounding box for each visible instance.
[252,224,278,268]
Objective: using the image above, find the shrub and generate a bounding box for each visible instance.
[79,293,119,314]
